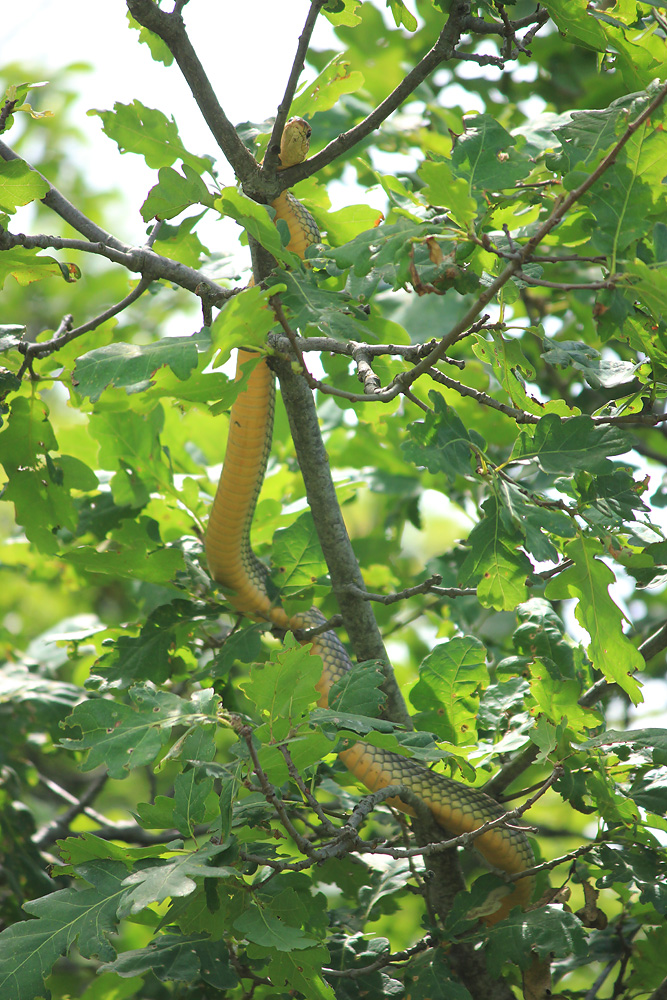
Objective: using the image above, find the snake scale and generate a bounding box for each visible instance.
[205,118,534,923]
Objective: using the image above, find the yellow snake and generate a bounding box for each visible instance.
[205,118,534,923]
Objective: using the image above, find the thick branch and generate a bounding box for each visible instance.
[271,352,412,730]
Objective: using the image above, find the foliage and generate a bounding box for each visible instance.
[1,2,667,998]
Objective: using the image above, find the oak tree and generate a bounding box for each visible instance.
[1,2,667,999]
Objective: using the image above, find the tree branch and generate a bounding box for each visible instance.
[271,352,413,730]
[264,0,327,174]
[0,138,128,250]
[277,1,474,188]
[0,227,235,307]
[17,274,154,378]
[126,0,258,186]
[377,79,667,400]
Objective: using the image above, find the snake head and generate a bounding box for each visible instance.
[279,117,312,168]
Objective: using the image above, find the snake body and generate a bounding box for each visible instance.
[205,119,534,922]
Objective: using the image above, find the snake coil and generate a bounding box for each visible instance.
[205,118,535,923]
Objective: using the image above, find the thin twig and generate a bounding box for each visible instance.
[516,271,614,291]
[240,726,314,855]
[323,935,435,978]
[509,842,598,882]
[353,347,383,394]
[277,742,337,836]
[17,274,154,378]
[265,0,327,173]
[33,773,110,847]
[292,613,344,641]
[427,366,541,423]
[0,98,18,134]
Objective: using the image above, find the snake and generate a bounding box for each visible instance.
[205,118,535,923]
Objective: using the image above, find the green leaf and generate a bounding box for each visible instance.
[545,537,643,703]
[577,728,667,753]
[101,932,237,986]
[172,769,215,835]
[485,904,589,975]
[322,0,362,26]
[576,468,651,528]
[255,729,336,786]
[530,666,594,735]
[541,0,607,53]
[240,640,323,736]
[66,517,184,584]
[272,511,327,598]
[0,159,49,213]
[291,54,365,118]
[0,860,126,1000]
[459,496,532,610]
[310,710,397,736]
[57,832,171,868]
[513,414,630,473]
[497,478,575,564]
[88,100,210,174]
[0,247,73,289]
[61,684,219,778]
[542,339,644,389]
[477,678,530,732]
[210,285,281,367]
[233,894,319,951]
[133,796,177,831]
[99,600,215,686]
[528,714,560,762]
[587,117,667,257]
[405,949,472,1000]
[473,332,574,416]
[320,203,385,247]
[621,259,667,322]
[418,159,477,228]
[451,115,531,197]
[329,661,386,718]
[117,842,237,917]
[266,949,336,1000]
[268,268,369,340]
[215,186,295,267]
[141,164,214,221]
[73,336,201,402]
[386,0,418,31]
[126,13,174,66]
[593,843,667,913]
[403,393,483,482]
[410,637,487,744]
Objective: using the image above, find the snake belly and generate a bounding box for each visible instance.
[205,118,534,923]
